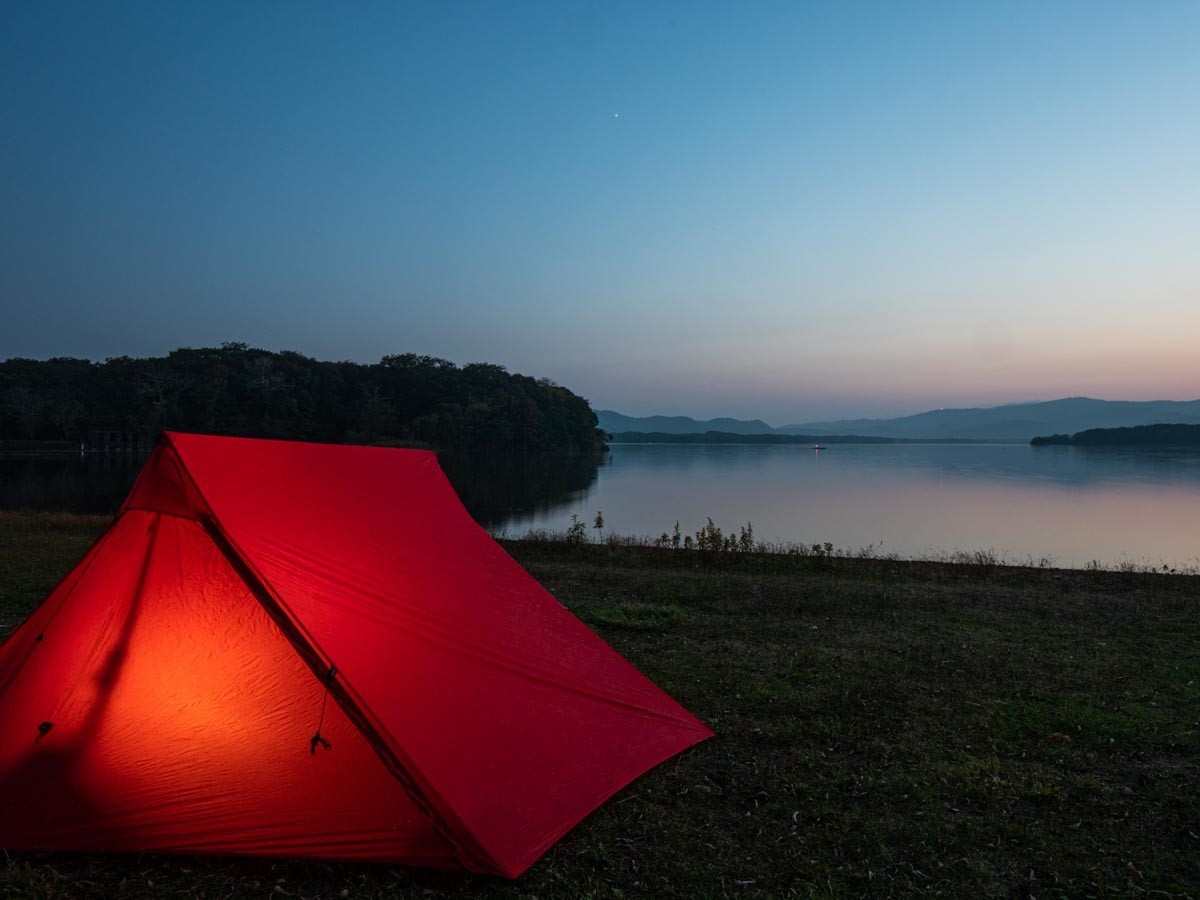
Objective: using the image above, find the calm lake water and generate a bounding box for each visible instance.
[4,443,1200,569]
[503,443,1200,570]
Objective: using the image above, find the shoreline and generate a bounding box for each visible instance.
[0,510,1195,576]
[496,525,1200,576]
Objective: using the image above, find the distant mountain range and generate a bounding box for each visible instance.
[595,410,776,435]
[598,398,1200,443]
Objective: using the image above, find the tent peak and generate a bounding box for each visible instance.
[162,431,439,460]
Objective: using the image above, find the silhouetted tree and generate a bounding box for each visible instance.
[3,385,43,438]
[0,345,606,454]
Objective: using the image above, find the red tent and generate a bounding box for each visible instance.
[0,432,711,877]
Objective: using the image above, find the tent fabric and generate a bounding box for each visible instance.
[0,510,454,863]
[0,432,712,877]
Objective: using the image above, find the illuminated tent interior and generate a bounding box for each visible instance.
[0,432,712,878]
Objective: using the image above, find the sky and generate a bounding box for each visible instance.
[2,1,1198,425]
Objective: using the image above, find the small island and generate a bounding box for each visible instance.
[1031,423,1200,446]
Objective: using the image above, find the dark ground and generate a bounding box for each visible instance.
[1,513,1198,898]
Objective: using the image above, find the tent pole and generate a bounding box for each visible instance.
[199,516,503,876]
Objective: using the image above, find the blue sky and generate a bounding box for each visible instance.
[2,1,1197,423]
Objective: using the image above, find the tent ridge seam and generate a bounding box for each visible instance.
[199,518,503,875]
[162,434,504,875]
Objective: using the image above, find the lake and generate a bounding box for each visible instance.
[502,443,1200,570]
[3,443,1199,569]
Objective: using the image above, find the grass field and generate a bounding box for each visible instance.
[1,512,1198,897]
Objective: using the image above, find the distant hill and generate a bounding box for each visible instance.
[601,398,1200,442]
[1032,423,1200,447]
[776,398,1200,442]
[596,410,775,435]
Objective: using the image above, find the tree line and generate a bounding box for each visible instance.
[1031,423,1200,446]
[0,344,605,454]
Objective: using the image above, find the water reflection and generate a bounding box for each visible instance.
[501,443,1200,569]
[0,454,147,513]
[436,450,603,526]
[599,442,1200,488]
[5,443,1199,568]
[0,449,603,524]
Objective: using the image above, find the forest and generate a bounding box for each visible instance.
[0,344,606,454]
[1031,423,1200,446]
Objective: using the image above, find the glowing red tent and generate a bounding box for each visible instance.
[0,432,711,877]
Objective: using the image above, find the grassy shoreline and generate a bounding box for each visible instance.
[496,522,1200,576]
[2,513,1199,897]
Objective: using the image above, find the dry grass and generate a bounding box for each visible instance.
[2,514,1199,897]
